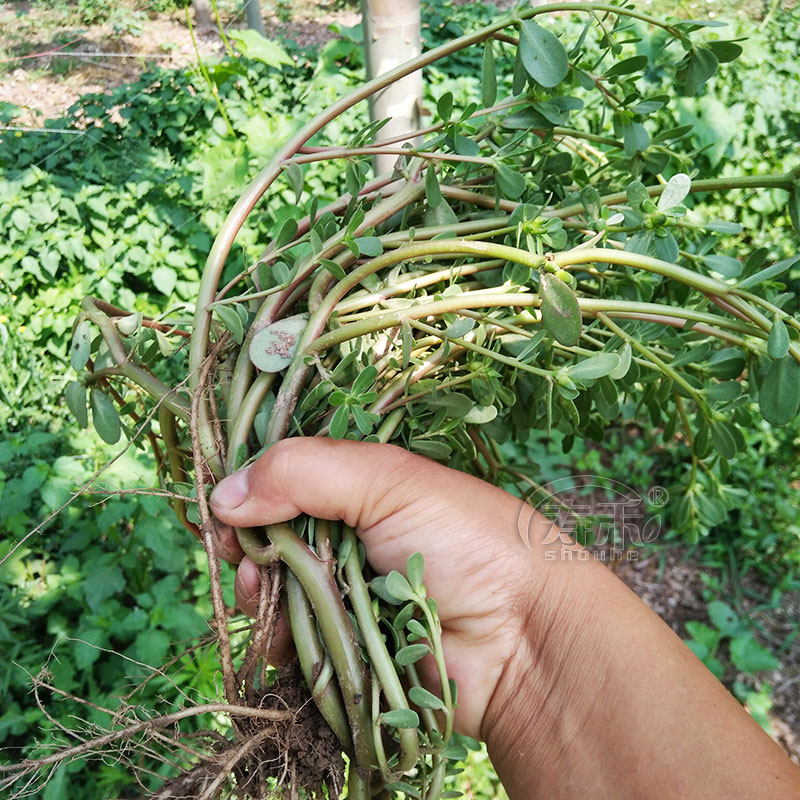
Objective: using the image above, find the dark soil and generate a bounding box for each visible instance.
[235,662,344,798]
[153,663,343,799]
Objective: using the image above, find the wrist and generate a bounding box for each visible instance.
[480,546,800,800]
[480,550,617,796]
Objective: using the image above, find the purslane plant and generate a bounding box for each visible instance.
[62,3,800,797]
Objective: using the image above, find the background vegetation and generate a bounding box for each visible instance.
[1,0,798,796]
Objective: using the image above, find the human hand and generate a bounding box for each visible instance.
[209,437,551,741]
[210,438,800,800]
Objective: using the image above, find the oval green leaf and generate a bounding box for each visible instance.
[610,342,632,379]
[249,314,308,373]
[214,304,244,345]
[603,54,648,79]
[354,236,383,257]
[385,570,415,602]
[406,552,424,593]
[444,317,476,339]
[519,20,569,88]
[622,122,650,156]
[497,165,526,199]
[90,388,121,444]
[286,162,303,203]
[381,708,420,728]
[703,255,742,278]
[759,356,800,425]
[425,165,442,209]
[408,686,446,711]
[70,320,91,371]
[329,404,350,440]
[738,253,800,289]
[65,381,88,428]
[463,404,498,424]
[626,180,651,211]
[711,421,737,460]
[409,439,452,460]
[540,272,581,346]
[567,353,621,382]
[117,312,141,337]
[395,643,432,666]
[657,173,691,211]
[767,316,790,360]
[704,381,741,403]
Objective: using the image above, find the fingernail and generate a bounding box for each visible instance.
[211,468,250,510]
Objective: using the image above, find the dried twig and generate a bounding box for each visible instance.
[240,565,281,703]
[0,704,291,775]
[196,727,276,800]
[189,336,239,706]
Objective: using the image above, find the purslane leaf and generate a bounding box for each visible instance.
[658,173,691,211]
[767,316,790,359]
[540,272,581,346]
[249,314,308,373]
[759,356,800,425]
[381,708,420,728]
[90,388,121,445]
[65,381,88,428]
[394,643,431,666]
[408,686,445,711]
[70,320,91,371]
[519,20,569,88]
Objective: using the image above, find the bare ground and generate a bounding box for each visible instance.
[0,1,356,125]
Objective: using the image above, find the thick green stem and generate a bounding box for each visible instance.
[342,526,420,775]
[335,260,503,316]
[424,757,446,800]
[284,568,351,747]
[225,372,275,473]
[287,146,494,168]
[265,523,377,772]
[551,248,728,294]
[576,298,760,337]
[549,172,797,220]
[375,408,406,442]
[347,768,371,800]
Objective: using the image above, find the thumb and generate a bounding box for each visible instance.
[209,437,447,531]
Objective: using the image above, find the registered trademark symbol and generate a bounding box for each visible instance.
[648,486,669,507]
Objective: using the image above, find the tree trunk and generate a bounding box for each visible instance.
[361,0,422,176]
[244,0,267,36]
[192,0,213,29]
